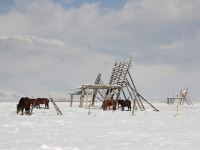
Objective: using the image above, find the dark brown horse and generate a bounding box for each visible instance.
[16,97,32,115]
[118,99,131,111]
[117,99,124,108]
[102,99,117,110]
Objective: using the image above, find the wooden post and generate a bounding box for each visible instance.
[132,98,136,116]
[80,89,85,108]
[115,87,122,109]
[85,89,88,108]
[176,103,179,116]
[80,94,84,108]
[91,93,96,106]
[88,92,92,115]
[70,94,73,107]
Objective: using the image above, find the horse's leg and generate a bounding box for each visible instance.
[28,109,31,115]
[25,108,27,115]
[25,108,30,115]
[104,104,107,110]
[21,108,24,115]
[45,102,48,109]
[47,103,49,109]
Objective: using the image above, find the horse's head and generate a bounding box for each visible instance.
[16,104,20,114]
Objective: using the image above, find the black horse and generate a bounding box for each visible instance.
[118,99,131,111]
[16,97,32,115]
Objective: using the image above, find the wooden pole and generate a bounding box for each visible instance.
[80,89,84,108]
[127,71,145,110]
[86,94,88,108]
[176,95,179,116]
[132,98,136,116]
[127,83,159,111]
[70,94,73,107]
[176,103,179,116]
[88,93,92,115]
[48,95,62,115]
[97,90,104,100]
[126,85,138,111]
[126,79,143,110]
[122,88,127,100]
[115,87,122,109]
[30,98,37,115]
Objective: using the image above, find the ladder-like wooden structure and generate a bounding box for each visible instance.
[69,57,159,114]
[48,95,62,115]
[167,88,192,105]
[179,89,193,105]
[104,58,159,112]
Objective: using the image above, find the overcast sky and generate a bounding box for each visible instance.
[0,0,200,101]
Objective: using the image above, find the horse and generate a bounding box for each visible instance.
[117,99,131,111]
[117,99,124,108]
[29,98,40,109]
[34,98,49,109]
[102,99,117,110]
[16,97,32,115]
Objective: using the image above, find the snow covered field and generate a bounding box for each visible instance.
[0,102,200,150]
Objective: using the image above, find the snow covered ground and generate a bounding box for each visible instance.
[0,101,200,150]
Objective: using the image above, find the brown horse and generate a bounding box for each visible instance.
[29,98,39,109]
[118,99,131,111]
[16,97,32,115]
[35,98,49,109]
[102,99,117,110]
